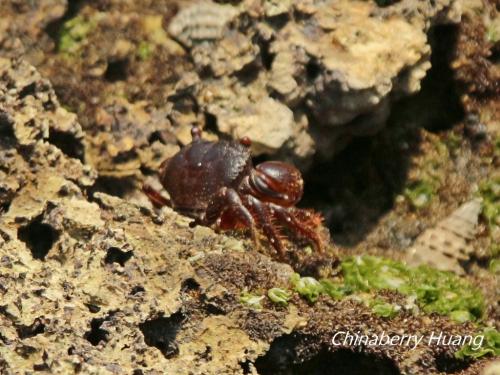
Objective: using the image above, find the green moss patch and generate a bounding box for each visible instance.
[341,256,484,322]
[239,291,264,311]
[241,256,485,324]
[455,328,500,360]
[479,177,500,232]
[137,41,154,60]
[58,15,97,55]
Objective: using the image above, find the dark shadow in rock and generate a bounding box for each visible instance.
[266,13,289,30]
[85,303,101,313]
[139,312,185,359]
[375,0,401,7]
[204,112,218,134]
[130,285,145,295]
[105,59,129,82]
[16,318,45,340]
[435,353,471,374]
[104,246,133,266]
[0,112,16,146]
[18,214,59,260]
[48,129,84,161]
[255,344,400,375]
[18,82,37,99]
[302,128,417,247]
[240,359,253,374]
[84,318,109,346]
[15,344,37,359]
[181,278,200,294]
[301,24,463,247]
[89,176,137,198]
[305,59,321,82]
[33,363,50,372]
[0,203,11,219]
[419,24,464,132]
[33,351,50,372]
[258,37,275,71]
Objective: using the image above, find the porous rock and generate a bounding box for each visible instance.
[170,0,461,160]
[0,20,497,375]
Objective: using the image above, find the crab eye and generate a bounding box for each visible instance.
[249,161,303,206]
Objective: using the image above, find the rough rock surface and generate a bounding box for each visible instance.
[0,55,497,374]
[170,0,462,160]
[0,0,467,176]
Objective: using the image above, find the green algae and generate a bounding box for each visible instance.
[239,291,265,311]
[341,256,484,322]
[58,15,97,55]
[243,256,485,324]
[267,288,293,306]
[370,299,401,318]
[319,279,349,300]
[137,41,154,60]
[455,328,500,360]
[290,274,324,303]
[478,177,500,232]
[404,180,436,208]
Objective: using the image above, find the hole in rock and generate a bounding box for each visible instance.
[204,112,218,134]
[18,82,37,99]
[435,353,471,373]
[139,312,185,359]
[374,0,401,6]
[240,359,253,374]
[48,129,84,161]
[90,176,137,198]
[259,38,275,70]
[305,59,321,81]
[255,349,400,375]
[84,318,109,346]
[85,303,101,313]
[0,203,11,217]
[255,337,400,375]
[181,278,200,294]
[16,318,45,339]
[302,131,412,247]
[104,247,133,266]
[18,215,59,260]
[266,13,289,30]
[105,59,129,82]
[418,24,465,132]
[33,363,50,372]
[0,112,16,144]
[147,130,175,145]
[15,344,37,359]
[130,285,145,295]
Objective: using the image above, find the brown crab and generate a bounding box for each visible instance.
[143,126,324,257]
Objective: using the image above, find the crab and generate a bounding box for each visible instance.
[143,126,324,258]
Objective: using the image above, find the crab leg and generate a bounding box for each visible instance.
[245,196,285,258]
[143,184,172,208]
[196,187,260,247]
[271,204,323,253]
